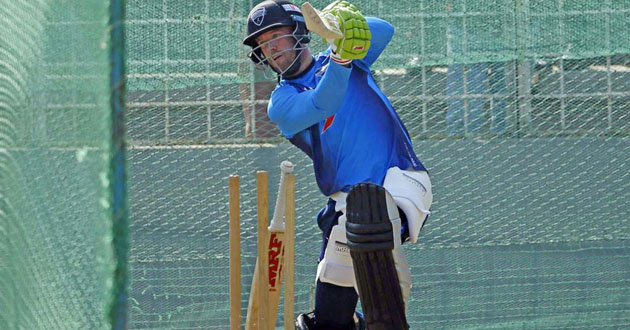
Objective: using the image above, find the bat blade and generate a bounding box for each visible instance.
[268,232,284,292]
[246,162,294,330]
[266,231,284,328]
[301,2,344,40]
[265,161,292,328]
[245,232,284,330]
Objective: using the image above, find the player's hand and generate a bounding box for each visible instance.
[321,1,371,61]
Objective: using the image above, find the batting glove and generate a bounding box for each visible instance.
[321,1,371,64]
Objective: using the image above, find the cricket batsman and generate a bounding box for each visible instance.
[242,1,433,329]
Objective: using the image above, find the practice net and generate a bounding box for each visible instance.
[124,0,630,329]
[2,0,629,329]
[0,0,119,329]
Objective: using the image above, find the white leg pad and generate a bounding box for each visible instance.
[383,167,433,243]
[390,217,412,309]
[316,215,356,288]
[316,205,412,310]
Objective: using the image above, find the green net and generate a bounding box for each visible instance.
[3,0,630,329]
[0,0,119,329]
[125,0,630,329]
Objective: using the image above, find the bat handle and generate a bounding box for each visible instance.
[269,161,293,231]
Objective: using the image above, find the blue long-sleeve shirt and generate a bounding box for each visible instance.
[268,17,426,196]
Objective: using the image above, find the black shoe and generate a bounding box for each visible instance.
[295,311,365,330]
[295,312,316,330]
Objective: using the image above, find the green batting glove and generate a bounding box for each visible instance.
[321,1,371,61]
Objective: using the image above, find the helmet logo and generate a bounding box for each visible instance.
[251,7,266,26]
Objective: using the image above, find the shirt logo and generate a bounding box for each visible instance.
[322,114,335,133]
[251,8,266,26]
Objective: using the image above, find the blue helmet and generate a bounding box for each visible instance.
[243,0,310,68]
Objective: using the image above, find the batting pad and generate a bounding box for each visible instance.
[346,183,409,330]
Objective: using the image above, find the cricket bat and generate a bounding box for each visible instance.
[301,2,344,40]
[246,161,294,330]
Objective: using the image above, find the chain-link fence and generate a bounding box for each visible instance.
[2,0,629,329]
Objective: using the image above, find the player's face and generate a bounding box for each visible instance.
[255,26,299,72]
